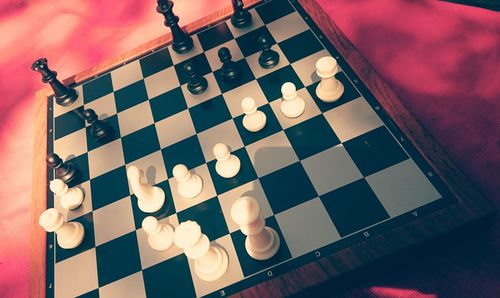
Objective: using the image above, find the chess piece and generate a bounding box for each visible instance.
[142,216,174,251]
[83,109,114,142]
[156,0,194,54]
[173,164,203,199]
[218,47,240,81]
[46,153,77,184]
[231,196,280,260]
[231,0,252,28]
[127,166,165,213]
[50,179,84,210]
[32,58,79,107]
[315,56,344,102]
[174,220,229,281]
[280,82,305,118]
[39,208,85,249]
[258,35,279,69]
[241,97,266,132]
[213,143,241,178]
[184,62,208,95]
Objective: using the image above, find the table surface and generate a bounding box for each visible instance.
[0,0,499,297]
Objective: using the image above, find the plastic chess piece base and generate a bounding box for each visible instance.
[137,187,165,213]
[187,77,208,95]
[148,224,174,251]
[178,174,203,199]
[173,37,194,54]
[245,227,280,261]
[60,187,85,210]
[58,222,85,249]
[259,51,280,69]
[231,11,252,28]
[243,112,267,132]
[316,81,344,103]
[195,245,229,281]
[55,89,79,107]
[281,98,305,118]
[56,163,77,184]
[216,156,241,178]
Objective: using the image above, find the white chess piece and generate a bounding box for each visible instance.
[39,208,84,249]
[241,97,267,132]
[127,166,165,213]
[315,56,344,102]
[174,220,229,281]
[173,164,203,199]
[231,196,280,260]
[142,216,174,251]
[49,179,84,210]
[280,82,305,118]
[213,143,241,178]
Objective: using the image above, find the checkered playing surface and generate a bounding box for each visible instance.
[47,0,445,297]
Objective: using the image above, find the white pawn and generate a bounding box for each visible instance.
[173,164,203,199]
[127,166,165,213]
[241,97,266,132]
[230,196,280,260]
[49,179,84,210]
[213,143,241,178]
[39,208,84,249]
[174,220,228,281]
[142,216,174,251]
[315,56,344,102]
[280,82,305,118]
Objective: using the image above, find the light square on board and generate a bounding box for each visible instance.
[117,100,154,137]
[188,235,244,297]
[155,110,196,149]
[53,128,88,162]
[324,97,384,142]
[301,145,363,196]
[93,196,135,246]
[267,11,309,43]
[110,60,144,91]
[136,214,183,270]
[226,8,264,38]
[87,139,125,179]
[98,272,146,298]
[53,85,84,117]
[143,66,180,99]
[169,34,203,64]
[246,45,289,79]
[269,87,321,129]
[197,119,244,162]
[366,159,442,217]
[125,151,168,186]
[217,179,273,233]
[275,197,340,258]
[54,181,93,221]
[291,49,330,87]
[245,131,298,177]
[83,93,117,122]
[180,73,222,108]
[55,248,98,298]
[222,80,268,117]
[205,39,244,72]
[168,163,217,213]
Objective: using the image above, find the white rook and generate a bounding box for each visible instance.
[39,208,85,249]
[127,166,165,213]
[315,56,344,102]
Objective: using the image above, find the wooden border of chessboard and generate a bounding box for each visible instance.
[30,0,495,297]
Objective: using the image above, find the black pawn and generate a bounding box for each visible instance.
[83,109,114,142]
[184,62,208,95]
[31,58,78,107]
[156,0,194,54]
[46,153,77,184]
[231,0,252,28]
[218,47,240,81]
[258,35,280,69]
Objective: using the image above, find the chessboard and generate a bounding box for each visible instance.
[30,0,494,297]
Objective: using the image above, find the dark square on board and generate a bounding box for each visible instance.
[161,135,205,178]
[131,180,175,229]
[343,126,409,176]
[114,80,149,113]
[149,87,187,122]
[306,72,361,113]
[279,30,324,63]
[188,95,232,133]
[197,22,234,51]
[65,153,90,187]
[82,73,113,104]
[86,114,121,151]
[174,53,212,85]
[76,289,99,298]
[139,47,173,77]
[177,197,229,241]
[320,179,390,237]
[121,124,161,163]
[255,0,296,24]
[234,104,282,146]
[55,212,95,263]
[213,59,256,93]
[95,232,141,287]
[90,166,129,210]
[54,107,85,140]
[257,65,303,102]
[235,26,276,57]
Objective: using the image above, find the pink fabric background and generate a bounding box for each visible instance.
[0,0,498,297]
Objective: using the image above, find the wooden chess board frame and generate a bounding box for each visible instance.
[30,0,495,296]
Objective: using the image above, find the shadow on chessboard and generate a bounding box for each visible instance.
[440,0,500,11]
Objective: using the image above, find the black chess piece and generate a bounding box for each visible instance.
[47,153,77,184]
[31,58,78,107]
[258,35,280,69]
[156,0,194,54]
[218,47,240,81]
[184,62,208,95]
[83,109,114,142]
[231,0,252,28]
